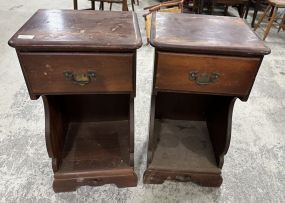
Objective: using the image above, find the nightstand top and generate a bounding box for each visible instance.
[9,9,142,51]
[150,12,270,56]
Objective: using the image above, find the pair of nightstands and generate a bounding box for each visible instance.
[9,10,270,192]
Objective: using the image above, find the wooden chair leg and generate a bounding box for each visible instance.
[132,2,135,11]
[99,2,104,10]
[237,4,244,18]
[278,13,285,32]
[254,5,271,31]
[241,4,246,18]
[131,0,135,11]
[209,1,212,15]
[110,2,112,10]
[91,0,95,10]
[73,0,78,10]
[122,0,128,11]
[263,6,278,40]
[268,6,274,21]
[199,0,204,14]
[224,5,228,16]
[251,0,260,27]
[244,0,250,19]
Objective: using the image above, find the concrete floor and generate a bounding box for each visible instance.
[0,0,285,202]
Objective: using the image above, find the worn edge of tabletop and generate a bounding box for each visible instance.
[8,9,143,52]
[150,12,271,56]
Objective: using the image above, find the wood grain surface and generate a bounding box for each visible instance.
[151,12,270,56]
[156,52,261,96]
[8,9,142,51]
[19,52,133,94]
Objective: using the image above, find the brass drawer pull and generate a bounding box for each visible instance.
[64,71,96,86]
[189,71,220,85]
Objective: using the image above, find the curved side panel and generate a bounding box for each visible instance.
[147,95,156,164]
[129,95,134,167]
[206,97,237,168]
[42,96,67,172]
[42,96,53,158]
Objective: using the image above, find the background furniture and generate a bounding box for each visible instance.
[89,0,131,11]
[9,9,142,192]
[143,0,184,44]
[214,0,250,17]
[73,0,134,11]
[144,12,270,186]
[254,0,285,40]
[245,0,265,27]
[200,0,249,17]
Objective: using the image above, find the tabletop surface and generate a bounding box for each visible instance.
[151,12,270,56]
[9,9,142,51]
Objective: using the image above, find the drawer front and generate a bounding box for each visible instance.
[156,52,260,96]
[19,53,133,94]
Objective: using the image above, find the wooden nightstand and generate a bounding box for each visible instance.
[144,12,270,187]
[9,9,142,192]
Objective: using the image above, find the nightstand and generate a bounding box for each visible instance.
[9,9,142,192]
[144,12,270,186]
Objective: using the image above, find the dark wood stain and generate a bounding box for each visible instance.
[18,52,134,94]
[9,10,141,192]
[8,9,142,52]
[144,12,269,187]
[156,52,261,97]
[151,12,271,56]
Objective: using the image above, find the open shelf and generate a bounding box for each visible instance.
[58,120,130,173]
[149,119,220,174]
[45,94,133,174]
[44,93,137,191]
[146,92,235,179]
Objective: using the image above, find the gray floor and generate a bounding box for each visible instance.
[0,0,285,202]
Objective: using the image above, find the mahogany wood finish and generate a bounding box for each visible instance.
[18,53,134,95]
[9,10,142,192]
[8,10,141,52]
[156,52,260,97]
[150,13,270,56]
[144,12,270,187]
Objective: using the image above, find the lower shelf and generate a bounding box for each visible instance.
[58,120,130,173]
[43,94,137,192]
[144,119,222,186]
[53,120,137,192]
[150,119,220,174]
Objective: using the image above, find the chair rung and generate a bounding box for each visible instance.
[258,27,266,31]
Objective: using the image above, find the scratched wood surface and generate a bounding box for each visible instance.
[155,52,260,96]
[151,12,271,56]
[18,52,134,94]
[8,9,142,51]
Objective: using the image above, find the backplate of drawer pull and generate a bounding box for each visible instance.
[64,71,96,86]
[189,71,220,85]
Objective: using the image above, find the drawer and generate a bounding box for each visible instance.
[156,52,261,96]
[18,53,134,94]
